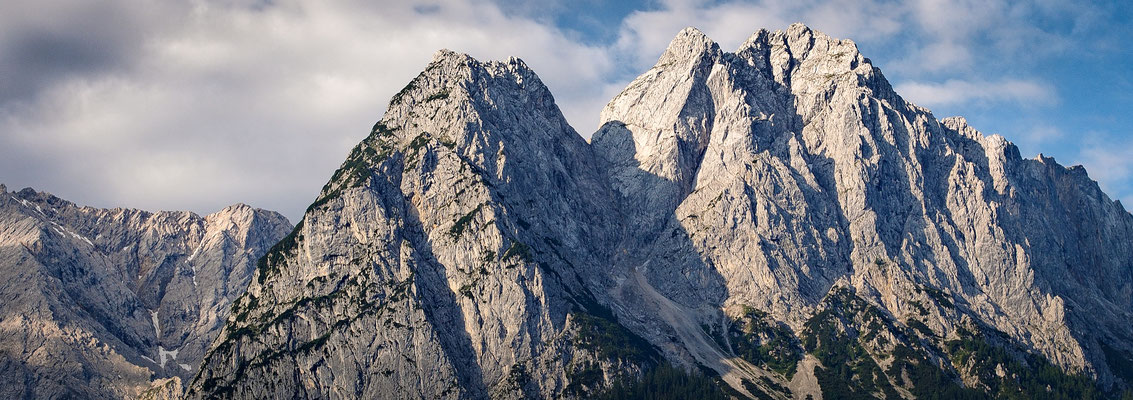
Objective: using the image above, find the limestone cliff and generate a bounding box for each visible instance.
[0,185,290,399]
[190,24,1133,399]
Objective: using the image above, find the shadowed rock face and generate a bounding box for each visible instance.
[191,24,1133,399]
[0,185,291,399]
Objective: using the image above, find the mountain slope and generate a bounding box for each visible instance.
[192,24,1133,399]
[0,185,291,399]
[593,24,1133,394]
[189,50,650,399]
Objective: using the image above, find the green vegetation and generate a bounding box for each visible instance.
[403,133,432,169]
[425,90,450,102]
[455,262,489,300]
[598,362,730,400]
[389,76,420,105]
[371,121,394,137]
[741,379,777,400]
[906,318,934,337]
[458,283,474,299]
[503,240,533,263]
[802,288,901,399]
[920,286,955,309]
[196,273,413,397]
[255,220,304,284]
[944,327,1100,399]
[565,360,604,396]
[1101,342,1133,383]
[448,204,484,239]
[506,363,531,391]
[571,311,656,364]
[407,133,430,151]
[306,124,397,214]
[728,306,802,379]
[887,344,980,399]
[797,287,1108,400]
[909,300,929,316]
[760,375,792,397]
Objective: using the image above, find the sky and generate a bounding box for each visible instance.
[1,0,1130,222]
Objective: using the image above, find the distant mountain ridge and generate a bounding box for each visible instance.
[0,184,291,399]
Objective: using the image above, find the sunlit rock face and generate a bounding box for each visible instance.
[190,24,1133,399]
[0,185,290,399]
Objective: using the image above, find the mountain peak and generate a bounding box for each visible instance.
[429,48,479,70]
[187,23,1133,400]
[658,26,719,65]
[785,22,814,38]
[675,26,709,41]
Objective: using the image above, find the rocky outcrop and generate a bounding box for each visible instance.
[594,24,1133,393]
[0,185,291,399]
[191,24,1133,399]
[189,50,638,399]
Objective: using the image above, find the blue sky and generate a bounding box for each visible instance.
[0,0,1130,221]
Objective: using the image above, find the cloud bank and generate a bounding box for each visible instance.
[1,0,1129,221]
[0,0,615,220]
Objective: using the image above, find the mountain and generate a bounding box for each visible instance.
[0,185,291,399]
[190,24,1133,399]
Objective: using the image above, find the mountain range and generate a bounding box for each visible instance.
[3,23,1132,399]
[0,185,290,399]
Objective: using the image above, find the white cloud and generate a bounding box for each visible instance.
[0,0,617,221]
[1075,132,1133,206]
[0,0,1126,222]
[1024,125,1064,144]
[895,79,1056,109]
[612,0,903,71]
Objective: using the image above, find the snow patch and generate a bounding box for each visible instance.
[141,355,157,364]
[179,363,192,372]
[13,197,45,216]
[186,236,208,287]
[157,346,179,369]
[69,229,94,246]
[186,239,205,262]
[50,222,93,246]
[149,310,160,339]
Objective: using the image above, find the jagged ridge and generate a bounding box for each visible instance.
[190,24,1133,399]
[0,185,291,399]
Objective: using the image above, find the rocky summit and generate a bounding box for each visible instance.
[185,24,1133,399]
[0,185,291,399]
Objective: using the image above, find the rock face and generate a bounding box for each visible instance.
[0,185,291,399]
[192,24,1133,399]
[189,50,636,399]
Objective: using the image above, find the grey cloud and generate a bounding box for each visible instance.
[1,0,1129,225]
[894,78,1057,108]
[0,0,617,222]
[0,1,175,105]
